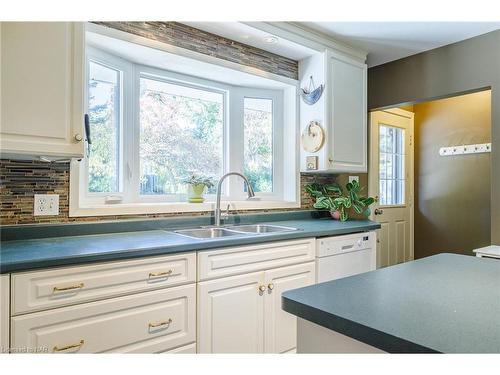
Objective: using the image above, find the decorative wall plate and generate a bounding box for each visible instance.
[300,76,324,105]
[301,121,325,153]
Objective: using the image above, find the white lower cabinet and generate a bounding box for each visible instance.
[197,261,315,353]
[6,239,317,354]
[1,275,9,353]
[197,272,265,353]
[11,284,195,354]
[264,262,315,353]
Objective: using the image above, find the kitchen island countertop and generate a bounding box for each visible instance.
[282,253,500,353]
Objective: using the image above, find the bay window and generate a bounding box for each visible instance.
[71,43,298,216]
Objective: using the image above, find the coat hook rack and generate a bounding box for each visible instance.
[439,143,491,157]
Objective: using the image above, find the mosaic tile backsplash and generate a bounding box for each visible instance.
[0,159,340,225]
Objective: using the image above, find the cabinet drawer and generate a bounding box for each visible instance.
[120,341,196,354]
[198,239,315,281]
[11,284,195,354]
[12,252,196,315]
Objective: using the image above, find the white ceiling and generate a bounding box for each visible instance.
[186,22,500,67]
[299,22,500,66]
[183,22,316,60]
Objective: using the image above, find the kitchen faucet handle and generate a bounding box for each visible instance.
[221,204,231,219]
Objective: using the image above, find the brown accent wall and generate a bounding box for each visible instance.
[92,22,298,80]
[368,30,500,244]
[413,91,491,258]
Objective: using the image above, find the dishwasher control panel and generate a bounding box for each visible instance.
[317,231,376,257]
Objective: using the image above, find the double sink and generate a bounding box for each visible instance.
[174,224,298,239]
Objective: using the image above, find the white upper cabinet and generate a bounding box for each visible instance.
[326,51,367,173]
[299,49,367,173]
[0,22,85,158]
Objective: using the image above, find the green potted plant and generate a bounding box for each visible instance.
[182,174,214,203]
[305,180,376,221]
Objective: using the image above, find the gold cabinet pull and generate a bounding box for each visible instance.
[258,285,266,293]
[53,339,85,352]
[267,283,274,291]
[53,283,84,293]
[149,318,172,328]
[149,270,173,278]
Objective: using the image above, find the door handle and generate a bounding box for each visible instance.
[374,208,384,215]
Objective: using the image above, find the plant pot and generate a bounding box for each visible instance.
[188,183,206,203]
[330,210,341,220]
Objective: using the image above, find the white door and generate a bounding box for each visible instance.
[197,271,265,353]
[369,109,414,268]
[264,262,315,354]
[0,22,85,158]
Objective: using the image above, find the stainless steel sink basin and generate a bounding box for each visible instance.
[228,224,298,234]
[173,224,299,239]
[174,227,241,239]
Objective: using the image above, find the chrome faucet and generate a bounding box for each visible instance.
[214,172,255,226]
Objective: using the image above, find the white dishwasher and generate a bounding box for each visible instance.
[316,231,377,283]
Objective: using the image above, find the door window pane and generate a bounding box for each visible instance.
[139,77,224,195]
[379,125,405,205]
[87,61,121,193]
[243,98,273,193]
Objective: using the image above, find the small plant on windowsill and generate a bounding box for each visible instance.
[305,180,376,221]
[182,174,215,203]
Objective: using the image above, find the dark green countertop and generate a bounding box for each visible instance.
[0,216,379,273]
[282,253,500,353]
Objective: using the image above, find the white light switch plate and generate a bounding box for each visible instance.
[34,194,59,216]
[349,176,359,184]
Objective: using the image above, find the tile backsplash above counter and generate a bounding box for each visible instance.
[1,159,365,225]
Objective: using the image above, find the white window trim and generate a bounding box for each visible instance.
[69,45,300,217]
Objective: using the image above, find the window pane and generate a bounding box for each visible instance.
[87,61,120,193]
[244,98,273,193]
[379,125,405,205]
[139,77,224,195]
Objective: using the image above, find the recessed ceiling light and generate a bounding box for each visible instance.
[263,36,279,44]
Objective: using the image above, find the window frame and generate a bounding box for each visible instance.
[378,124,406,207]
[134,65,230,203]
[75,46,291,213]
[81,47,133,206]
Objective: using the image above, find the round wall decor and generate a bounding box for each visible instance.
[301,121,325,153]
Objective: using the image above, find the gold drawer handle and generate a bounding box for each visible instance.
[53,339,85,352]
[258,285,266,293]
[149,318,172,328]
[268,283,274,291]
[149,270,173,278]
[53,283,84,293]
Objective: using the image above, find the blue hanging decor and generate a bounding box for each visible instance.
[301,76,324,105]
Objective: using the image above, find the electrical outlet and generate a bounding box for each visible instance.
[349,176,359,184]
[34,194,59,216]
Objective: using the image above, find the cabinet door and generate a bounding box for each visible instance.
[327,51,367,172]
[264,262,315,353]
[0,274,9,353]
[197,271,265,353]
[0,22,85,158]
